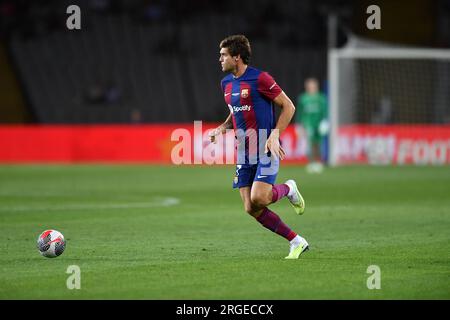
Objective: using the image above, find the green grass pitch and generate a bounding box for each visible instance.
[0,165,449,299]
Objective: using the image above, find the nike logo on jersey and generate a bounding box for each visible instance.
[232,93,240,96]
[257,175,267,179]
[224,93,231,96]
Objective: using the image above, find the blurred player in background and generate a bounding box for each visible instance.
[209,35,309,259]
[296,78,328,173]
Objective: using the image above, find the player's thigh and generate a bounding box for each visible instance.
[250,181,273,208]
[305,125,316,140]
[311,127,321,147]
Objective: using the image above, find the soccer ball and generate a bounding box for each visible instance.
[37,230,66,258]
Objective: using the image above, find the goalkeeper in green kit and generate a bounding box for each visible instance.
[295,78,328,173]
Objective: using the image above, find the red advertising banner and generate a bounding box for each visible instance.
[0,125,176,163]
[0,124,308,164]
[337,125,450,165]
[2,124,447,165]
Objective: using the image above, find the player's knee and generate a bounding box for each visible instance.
[244,203,254,215]
[250,193,269,208]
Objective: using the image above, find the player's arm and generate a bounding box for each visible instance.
[209,112,233,143]
[265,91,296,159]
[273,91,296,134]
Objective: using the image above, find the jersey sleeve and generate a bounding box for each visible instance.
[257,72,282,101]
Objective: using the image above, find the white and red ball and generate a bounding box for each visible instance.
[37,230,66,258]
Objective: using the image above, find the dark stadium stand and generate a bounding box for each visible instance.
[6,0,327,123]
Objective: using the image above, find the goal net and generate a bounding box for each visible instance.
[328,47,450,166]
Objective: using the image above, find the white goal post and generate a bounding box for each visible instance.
[328,47,450,166]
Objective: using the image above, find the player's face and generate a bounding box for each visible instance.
[305,80,318,94]
[219,47,237,73]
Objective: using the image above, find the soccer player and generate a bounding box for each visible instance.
[209,35,309,259]
[295,78,328,173]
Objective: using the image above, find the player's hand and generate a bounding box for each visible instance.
[319,119,329,136]
[265,131,285,160]
[208,126,223,144]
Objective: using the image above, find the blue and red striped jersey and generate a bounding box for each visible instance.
[221,66,282,163]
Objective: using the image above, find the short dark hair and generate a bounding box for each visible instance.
[220,35,251,65]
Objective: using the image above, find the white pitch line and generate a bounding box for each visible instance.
[0,197,180,213]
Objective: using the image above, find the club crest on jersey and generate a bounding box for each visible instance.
[241,89,249,98]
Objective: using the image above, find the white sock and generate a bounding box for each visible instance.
[289,235,302,247]
[286,181,295,197]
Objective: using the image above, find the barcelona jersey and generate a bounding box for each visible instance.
[221,66,283,187]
